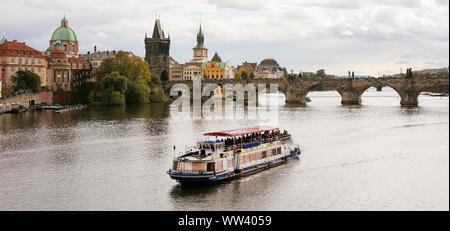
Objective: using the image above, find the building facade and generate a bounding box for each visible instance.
[237,61,257,76]
[201,61,225,80]
[145,19,170,80]
[192,24,208,63]
[183,62,202,81]
[169,63,184,81]
[0,39,47,94]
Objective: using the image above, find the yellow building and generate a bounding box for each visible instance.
[183,62,202,81]
[201,61,225,80]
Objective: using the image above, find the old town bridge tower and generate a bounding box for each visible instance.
[145,18,170,81]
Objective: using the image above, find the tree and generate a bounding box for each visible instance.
[11,70,41,92]
[316,69,326,78]
[100,71,129,106]
[97,51,151,82]
[96,51,165,104]
[125,79,150,104]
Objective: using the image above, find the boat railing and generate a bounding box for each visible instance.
[222,134,292,151]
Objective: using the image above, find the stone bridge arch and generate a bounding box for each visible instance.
[162,76,449,107]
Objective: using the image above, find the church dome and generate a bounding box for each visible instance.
[50,17,78,42]
[260,58,278,66]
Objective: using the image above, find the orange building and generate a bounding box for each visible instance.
[201,61,225,80]
[0,39,47,95]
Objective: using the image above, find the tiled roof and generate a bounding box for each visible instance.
[0,40,43,57]
[50,48,66,58]
[202,61,226,69]
[69,57,88,63]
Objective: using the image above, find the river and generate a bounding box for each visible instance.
[0,88,448,210]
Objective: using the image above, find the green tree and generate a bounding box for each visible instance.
[126,79,151,104]
[96,51,165,104]
[97,51,151,82]
[316,69,326,78]
[100,71,129,106]
[11,70,41,92]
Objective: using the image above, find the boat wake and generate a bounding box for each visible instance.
[287,153,403,174]
[389,121,449,129]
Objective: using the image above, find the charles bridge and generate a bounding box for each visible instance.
[163,76,449,107]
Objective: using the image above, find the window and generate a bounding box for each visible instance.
[262,151,267,158]
[215,161,223,171]
[63,45,67,52]
[245,154,251,163]
[37,59,41,64]
[31,67,34,72]
[240,155,245,164]
[38,67,41,72]
[11,66,14,71]
[207,162,215,172]
[31,59,35,64]
[11,58,14,63]
[18,58,22,64]
[252,153,257,161]
[72,45,75,52]
[25,59,28,64]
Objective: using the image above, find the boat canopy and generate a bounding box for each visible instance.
[203,126,278,137]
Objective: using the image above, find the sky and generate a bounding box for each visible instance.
[1,0,449,76]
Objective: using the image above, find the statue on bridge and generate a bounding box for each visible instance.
[406,68,413,79]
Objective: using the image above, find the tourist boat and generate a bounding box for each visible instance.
[10,103,27,113]
[167,126,301,184]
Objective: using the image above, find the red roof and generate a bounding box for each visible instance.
[51,48,66,58]
[0,40,43,57]
[204,126,278,137]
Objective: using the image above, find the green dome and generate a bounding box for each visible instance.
[50,17,77,42]
[51,26,77,42]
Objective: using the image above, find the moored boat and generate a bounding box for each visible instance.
[167,126,301,184]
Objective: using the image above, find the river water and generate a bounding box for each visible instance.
[0,88,448,210]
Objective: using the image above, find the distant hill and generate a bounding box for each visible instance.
[415,67,449,74]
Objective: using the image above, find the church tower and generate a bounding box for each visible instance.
[145,18,170,81]
[192,24,208,63]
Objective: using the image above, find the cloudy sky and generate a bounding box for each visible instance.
[2,0,448,76]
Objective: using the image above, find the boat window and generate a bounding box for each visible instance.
[227,159,233,168]
[277,147,281,154]
[240,155,245,164]
[207,162,215,172]
[216,161,223,171]
[192,162,205,172]
[179,162,191,172]
[272,148,277,156]
[262,151,267,158]
[245,154,251,163]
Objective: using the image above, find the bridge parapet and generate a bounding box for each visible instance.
[163,76,449,107]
